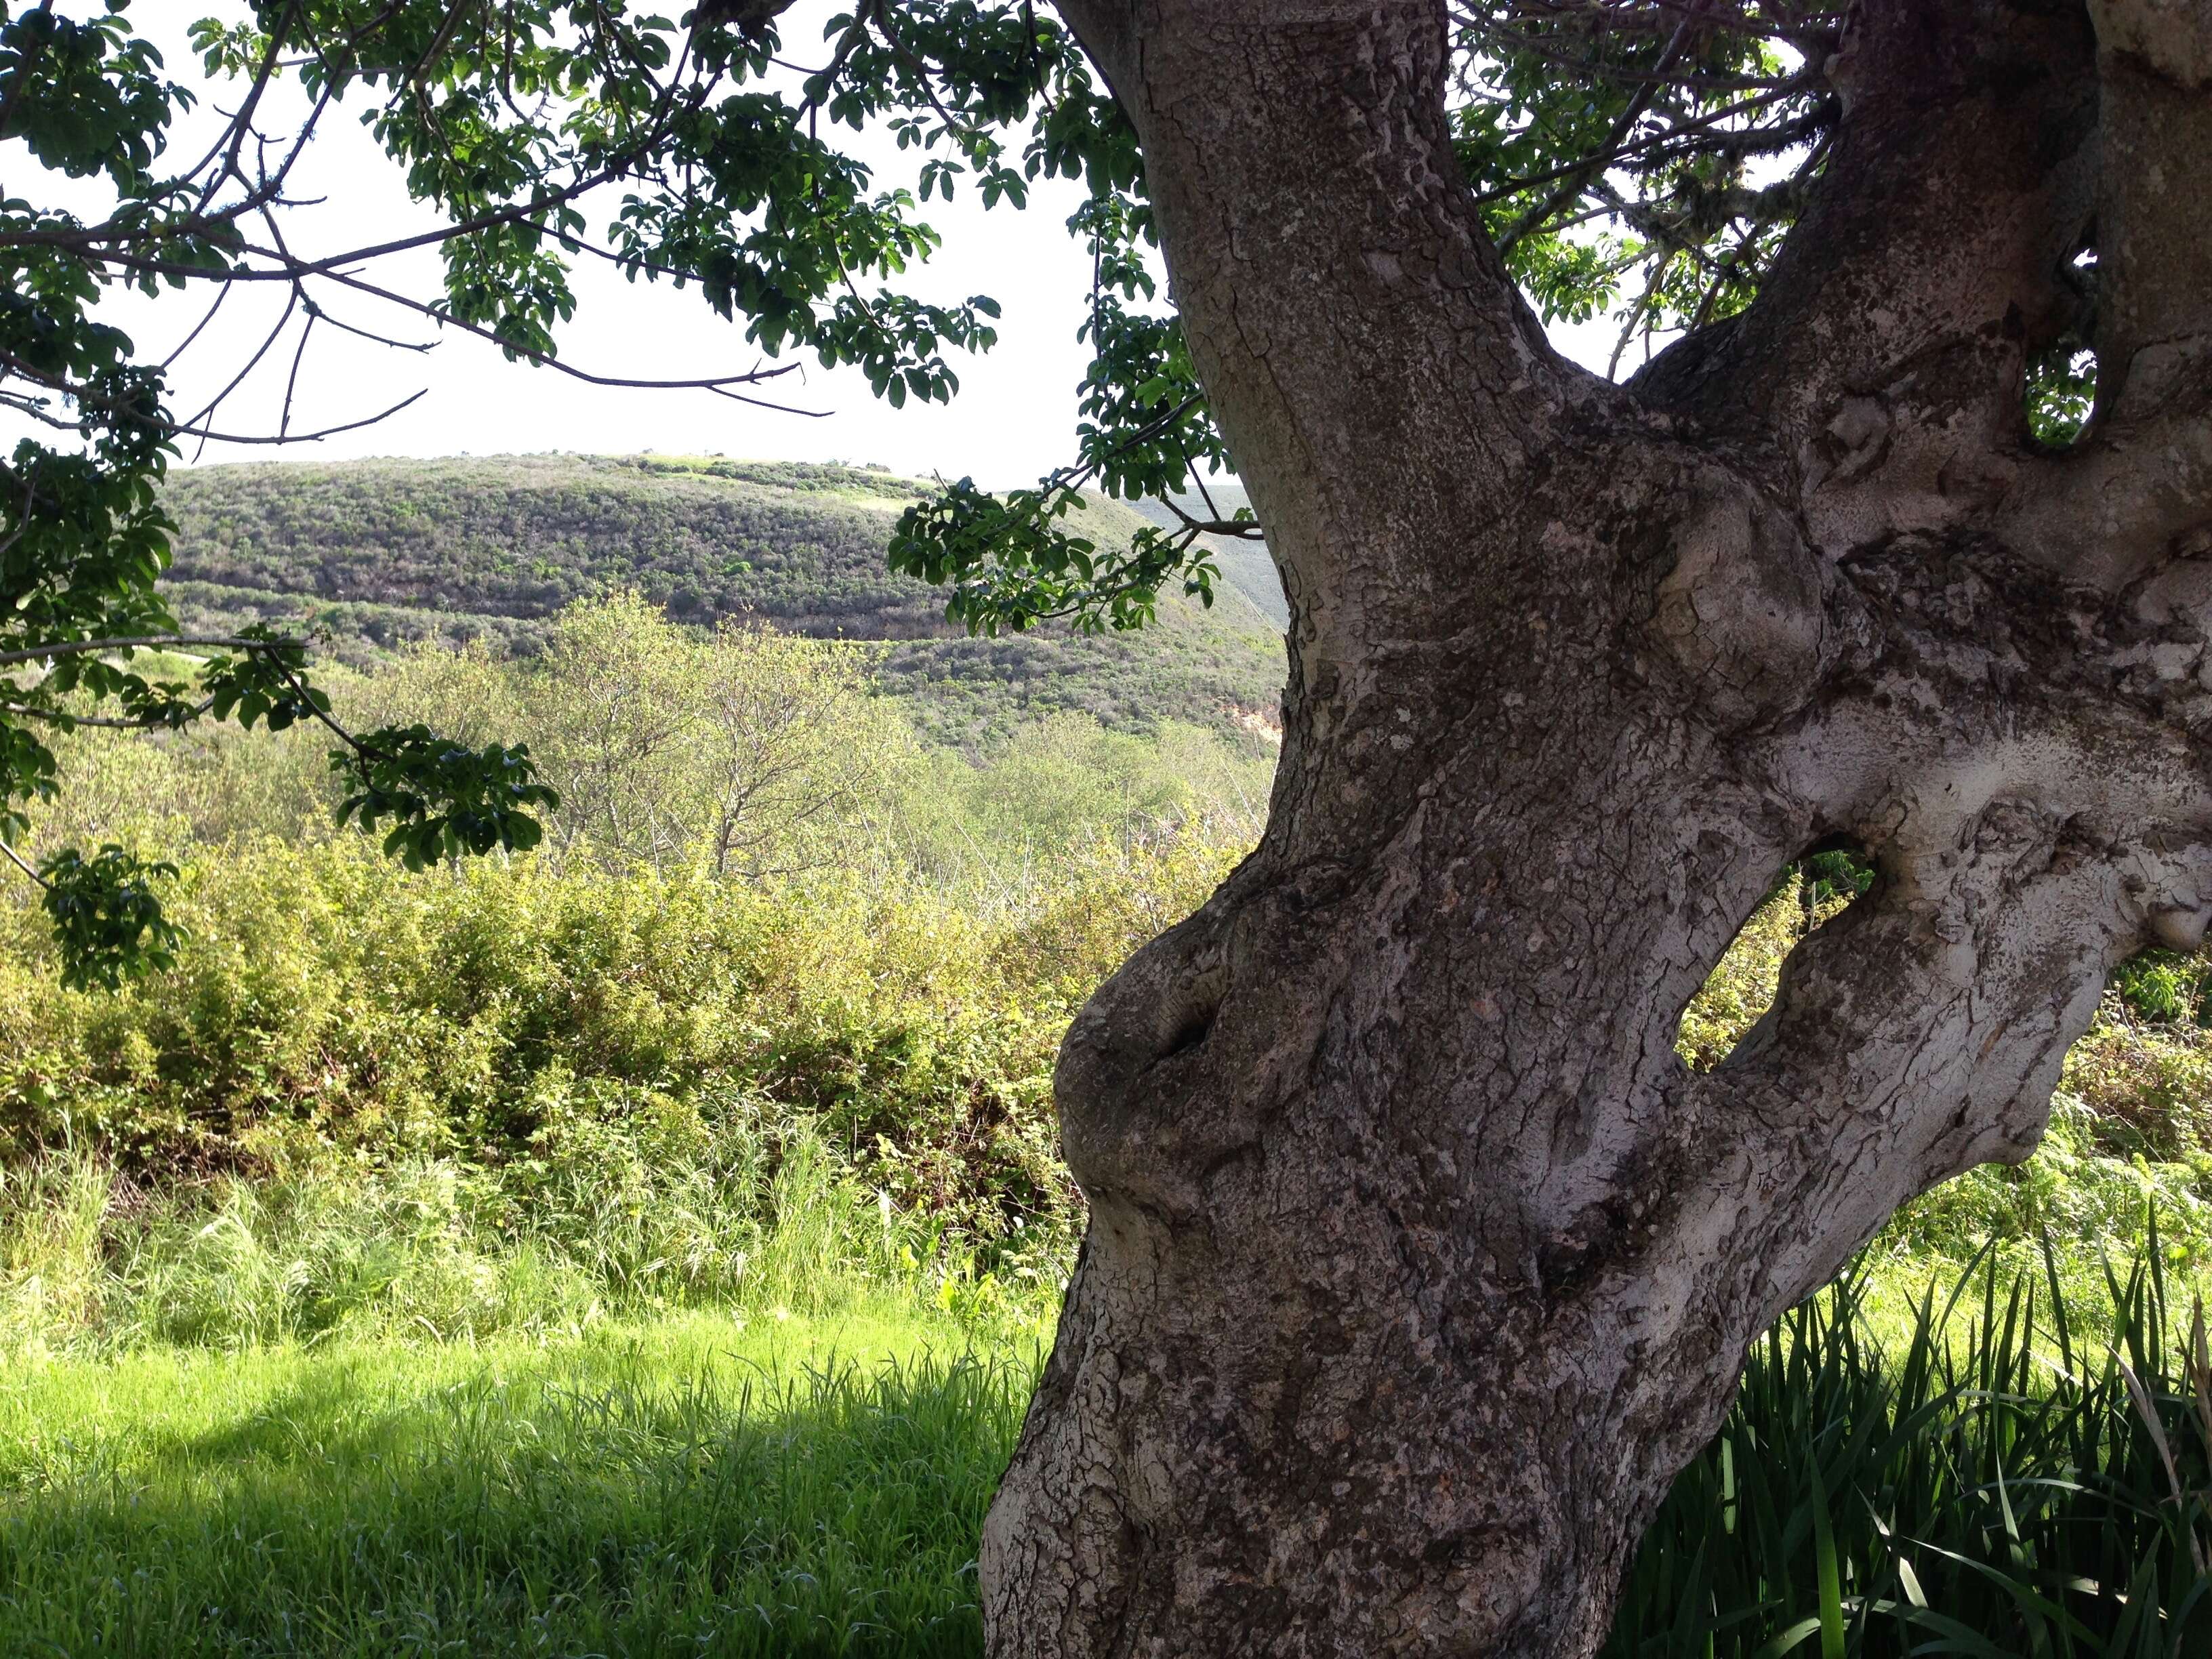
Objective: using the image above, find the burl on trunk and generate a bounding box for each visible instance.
[983,3,2212,1654]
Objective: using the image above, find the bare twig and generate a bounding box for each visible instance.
[0,839,51,890]
[0,378,432,447]
[0,636,278,669]
[1494,5,1698,257]
[279,311,316,439]
[159,283,234,371]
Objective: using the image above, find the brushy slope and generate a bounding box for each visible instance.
[1126,482,1288,630]
[159,455,1286,745]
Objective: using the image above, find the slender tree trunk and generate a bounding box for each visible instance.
[985,3,2212,1654]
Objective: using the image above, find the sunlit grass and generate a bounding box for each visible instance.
[9,1253,2210,1659]
[0,842,2209,1652]
[1608,1250,2212,1658]
[0,1307,1037,1658]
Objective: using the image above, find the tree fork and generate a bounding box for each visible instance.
[984,2,2212,1655]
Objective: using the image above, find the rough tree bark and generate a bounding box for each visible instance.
[981,2,2212,1654]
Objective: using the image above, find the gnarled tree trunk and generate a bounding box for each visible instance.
[983,3,2212,1654]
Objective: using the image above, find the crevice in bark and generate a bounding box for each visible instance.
[1793,839,1879,930]
[2026,340,2098,449]
[1676,840,1878,1075]
[1157,1002,1216,1061]
[2027,244,2102,449]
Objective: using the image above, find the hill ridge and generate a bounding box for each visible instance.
[157,453,1286,747]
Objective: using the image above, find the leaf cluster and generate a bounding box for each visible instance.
[333,724,558,869]
[1453,1,1842,370]
[888,476,1223,636]
[36,842,182,993]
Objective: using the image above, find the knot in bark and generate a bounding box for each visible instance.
[1053,905,1236,1218]
[1647,478,1830,727]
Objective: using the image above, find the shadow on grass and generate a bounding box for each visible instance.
[0,1346,1029,1659]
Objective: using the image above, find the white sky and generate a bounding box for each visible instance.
[14,1,1622,487]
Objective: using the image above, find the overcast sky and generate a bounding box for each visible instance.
[18,1,1626,487]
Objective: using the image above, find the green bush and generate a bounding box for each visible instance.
[0,593,1272,1360]
[0,827,1249,1354]
[0,844,1084,1207]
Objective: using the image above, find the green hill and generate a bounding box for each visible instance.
[1127,483,1287,630]
[157,454,1286,746]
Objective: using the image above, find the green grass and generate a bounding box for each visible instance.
[0,829,2208,1654]
[5,1250,2209,1659]
[1608,1250,2212,1659]
[0,1306,1035,1658]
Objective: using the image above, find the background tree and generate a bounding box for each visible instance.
[351,594,912,876]
[691,620,907,880]
[525,592,703,870]
[9,2,2211,1657]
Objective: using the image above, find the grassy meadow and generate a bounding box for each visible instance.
[0,1313,1031,1658]
[0,594,2208,1653]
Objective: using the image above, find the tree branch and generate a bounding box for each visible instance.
[1051,0,1561,634]
[0,838,50,891]
[1685,799,2177,1326]
[1,697,216,729]
[1490,6,1695,257]
[1633,0,2098,463]
[2086,0,2212,420]
[0,636,277,668]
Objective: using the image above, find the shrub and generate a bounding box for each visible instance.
[0,823,1248,1307]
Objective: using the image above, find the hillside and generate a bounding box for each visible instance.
[1127,483,1287,630]
[157,454,1286,746]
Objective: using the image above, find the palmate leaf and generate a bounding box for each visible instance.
[36,843,183,993]
[332,725,560,873]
